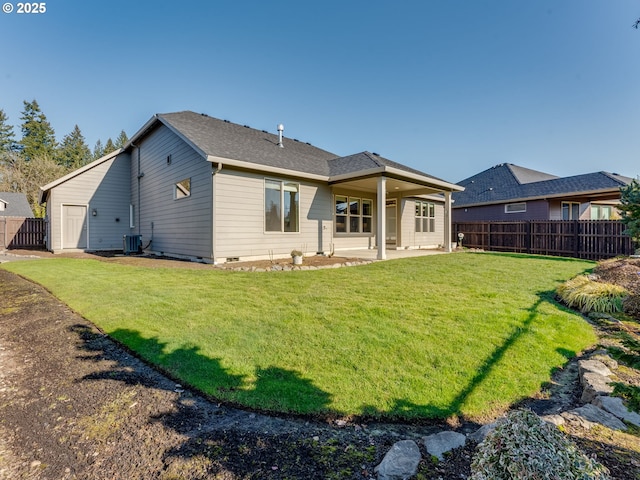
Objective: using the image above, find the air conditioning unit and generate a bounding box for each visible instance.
[123,234,142,255]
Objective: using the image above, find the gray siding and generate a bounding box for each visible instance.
[214,169,332,262]
[48,154,131,252]
[400,198,445,249]
[132,124,214,259]
[452,199,550,222]
[331,187,377,251]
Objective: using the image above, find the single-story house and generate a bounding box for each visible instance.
[452,163,633,222]
[0,192,34,218]
[39,111,463,263]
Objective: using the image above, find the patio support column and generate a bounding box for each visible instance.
[444,191,452,253]
[377,176,387,260]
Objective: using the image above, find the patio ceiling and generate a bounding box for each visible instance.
[329,171,461,197]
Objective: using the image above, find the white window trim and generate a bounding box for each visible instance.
[334,195,374,235]
[561,201,581,220]
[174,178,191,200]
[415,200,436,233]
[505,202,527,213]
[264,178,300,234]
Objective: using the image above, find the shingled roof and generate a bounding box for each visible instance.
[453,163,632,207]
[157,112,338,177]
[0,192,34,217]
[150,111,456,187]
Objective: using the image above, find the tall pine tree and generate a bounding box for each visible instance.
[0,109,16,152]
[115,130,129,148]
[58,125,91,169]
[92,139,104,160]
[19,100,57,161]
[103,137,116,156]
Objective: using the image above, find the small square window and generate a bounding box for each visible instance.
[175,178,191,199]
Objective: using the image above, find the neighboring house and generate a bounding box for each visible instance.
[0,192,34,218]
[39,111,463,262]
[452,163,633,222]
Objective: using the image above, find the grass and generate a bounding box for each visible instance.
[2,252,598,421]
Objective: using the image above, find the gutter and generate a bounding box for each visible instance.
[454,187,624,209]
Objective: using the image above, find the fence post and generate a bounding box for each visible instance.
[574,220,580,258]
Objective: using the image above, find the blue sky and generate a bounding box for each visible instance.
[1,1,639,182]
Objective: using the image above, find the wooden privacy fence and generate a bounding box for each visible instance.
[0,217,47,250]
[453,220,635,261]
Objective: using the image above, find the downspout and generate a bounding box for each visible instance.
[132,143,142,238]
[211,162,222,263]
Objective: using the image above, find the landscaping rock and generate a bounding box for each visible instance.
[374,440,421,480]
[594,396,640,427]
[580,372,614,403]
[564,404,627,431]
[423,431,466,461]
[589,352,619,370]
[466,422,496,444]
[541,414,566,427]
[578,359,613,378]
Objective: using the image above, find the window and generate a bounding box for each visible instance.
[265,179,299,232]
[505,202,526,213]
[335,195,373,233]
[175,178,191,199]
[415,200,435,233]
[591,204,614,220]
[562,202,580,220]
[129,204,135,228]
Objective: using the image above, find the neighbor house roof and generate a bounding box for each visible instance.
[0,192,34,217]
[130,111,462,191]
[453,163,633,208]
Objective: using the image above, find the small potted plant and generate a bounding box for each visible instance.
[291,249,303,265]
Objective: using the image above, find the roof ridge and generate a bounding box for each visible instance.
[503,163,523,185]
[363,151,384,167]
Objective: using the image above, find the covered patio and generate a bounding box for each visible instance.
[328,153,464,260]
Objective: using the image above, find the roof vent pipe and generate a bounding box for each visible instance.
[277,124,284,148]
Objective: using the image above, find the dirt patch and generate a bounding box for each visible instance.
[3,248,364,271]
[1,256,639,479]
[593,257,640,320]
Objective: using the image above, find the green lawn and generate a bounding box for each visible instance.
[3,252,597,421]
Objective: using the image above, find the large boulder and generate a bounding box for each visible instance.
[374,439,421,480]
[594,396,640,427]
[423,431,466,461]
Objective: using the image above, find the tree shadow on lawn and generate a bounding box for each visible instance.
[74,326,332,414]
[361,291,582,422]
[72,291,579,424]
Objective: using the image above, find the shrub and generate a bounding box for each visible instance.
[470,409,610,480]
[557,275,628,313]
[608,332,640,369]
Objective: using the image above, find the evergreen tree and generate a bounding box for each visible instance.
[115,130,129,148]
[92,139,104,160]
[619,178,640,252]
[58,125,91,169]
[0,109,16,151]
[103,137,116,156]
[19,99,57,161]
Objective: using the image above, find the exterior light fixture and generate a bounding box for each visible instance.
[92,208,97,216]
